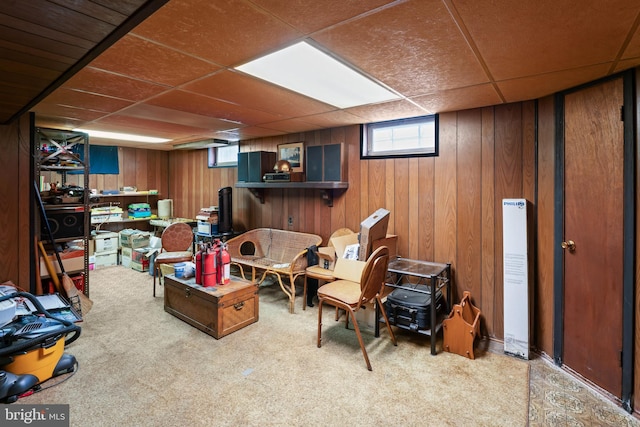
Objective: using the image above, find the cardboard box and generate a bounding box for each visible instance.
[317,246,337,271]
[119,229,151,249]
[93,231,119,252]
[39,249,84,277]
[372,234,398,258]
[132,247,154,263]
[131,259,149,272]
[331,233,359,259]
[121,247,132,268]
[94,250,118,268]
[332,257,366,282]
[358,208,390,261]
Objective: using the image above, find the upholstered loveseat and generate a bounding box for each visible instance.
[226,228,322,313]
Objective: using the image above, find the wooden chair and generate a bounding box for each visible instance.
[303,228,354,310]
[152,222,193,297]
[317,246,397,371]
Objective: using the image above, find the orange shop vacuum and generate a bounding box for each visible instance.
[0,291,81,403]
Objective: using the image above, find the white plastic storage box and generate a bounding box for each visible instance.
[93,232,119,252]
[94,250,118,268]
[197,221,218,235]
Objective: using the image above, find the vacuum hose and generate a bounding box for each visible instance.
[0,292,81,357]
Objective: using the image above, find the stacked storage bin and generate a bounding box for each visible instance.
[92,232,119,268]
[119,229,152,271]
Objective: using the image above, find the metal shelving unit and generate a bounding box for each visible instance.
[35,128,90,297]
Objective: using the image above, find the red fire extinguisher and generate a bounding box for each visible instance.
[212,239,222,285]
[221,242,231,285]
[195,243,204,285]
[203,243,217,287]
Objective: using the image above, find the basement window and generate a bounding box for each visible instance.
[361,114,439,159]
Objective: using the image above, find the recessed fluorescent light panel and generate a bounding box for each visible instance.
[235,41,400,109]
[73,129,171,143]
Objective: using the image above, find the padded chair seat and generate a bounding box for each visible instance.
[318,280,361,305]
[156,251,192,263]
[305,266,335,281]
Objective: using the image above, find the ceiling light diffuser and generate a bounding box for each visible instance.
[235,41,400,109]
[73,129,171,143]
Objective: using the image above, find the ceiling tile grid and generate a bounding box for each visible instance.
[1,0,639,149]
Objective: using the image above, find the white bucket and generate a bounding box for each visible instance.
[158,199,173,219]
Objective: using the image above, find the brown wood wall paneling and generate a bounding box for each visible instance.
[434,112,458,298]
[481,106,496,338]
[0,116,31,289]
[456,108,483,319]
[536,95,556,357]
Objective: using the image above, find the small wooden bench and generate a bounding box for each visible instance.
[226,228,322,313]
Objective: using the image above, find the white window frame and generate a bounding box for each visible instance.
[361,114,439,159]
[208,144,239,168]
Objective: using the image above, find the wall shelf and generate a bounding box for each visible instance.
[235,181,348,207]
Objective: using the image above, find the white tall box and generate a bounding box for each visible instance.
[502,199,532,359]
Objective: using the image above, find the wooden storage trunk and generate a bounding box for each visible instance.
[164,275,258,339]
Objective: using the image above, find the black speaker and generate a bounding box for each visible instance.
[218,186,233,234]
[248,151,276,182]
[42,207,85,240]
[237,152,249,182]
[323,144,341,182]
[306,145,323,182]
[305,144,342,182]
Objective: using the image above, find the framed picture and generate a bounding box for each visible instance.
[277,142,304,173]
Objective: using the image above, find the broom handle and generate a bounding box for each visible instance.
[34,181,68,275]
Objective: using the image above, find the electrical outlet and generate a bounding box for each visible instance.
[288,216,293,226]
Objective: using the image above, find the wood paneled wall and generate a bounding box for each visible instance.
[0,115,33,289]
[165,101,544,343]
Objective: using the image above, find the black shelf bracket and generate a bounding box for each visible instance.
[248,188,265,204]
[320,189,334,207]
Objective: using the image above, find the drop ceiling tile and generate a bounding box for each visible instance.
[131,0,302,67]
[302,110,367,128]
[258,117,321,134]
[453,0,640,80]
[61,67,169,101]
[120,104,240,131]
[36,88,133,113]
[29,115,84,131]
[234,126,287,139]
[183,70,336,117]
[312,0,489,97]
[410,84,503,113]
[88,35,221,87]
[30,103,108,122]
[346,99,429,123]
[498,63,613,102]
[250,0,394,34]
[89,114,215,139]
[146,89,283,125]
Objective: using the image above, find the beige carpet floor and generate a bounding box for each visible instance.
[20,265,530,426]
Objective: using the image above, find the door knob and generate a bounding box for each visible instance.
[561,240,576,252]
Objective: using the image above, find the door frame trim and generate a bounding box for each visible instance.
[552,69,635,410]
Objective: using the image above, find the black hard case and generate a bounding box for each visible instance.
[384,284,447,331]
